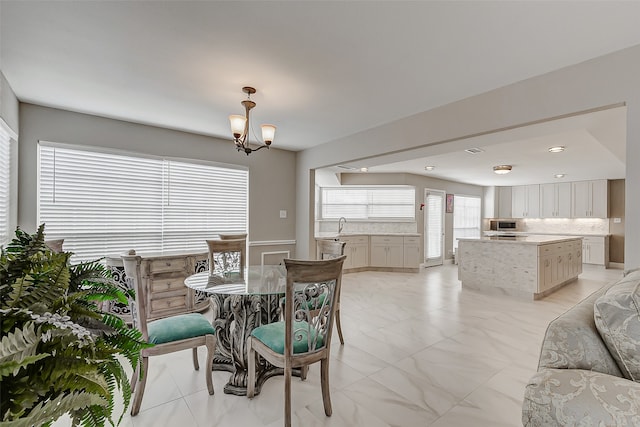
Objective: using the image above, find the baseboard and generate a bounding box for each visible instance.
[609,262,624,270]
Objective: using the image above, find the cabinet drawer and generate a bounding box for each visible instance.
[150,295,188,313]
[149,276,187,293]
[148,257,188,274]
[371,236,403,245]
[404,236,420,245]
[343,235,368,244]
[583,236,604,244]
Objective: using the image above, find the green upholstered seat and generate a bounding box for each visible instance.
[147,313,215,345]
[251,321,324,354]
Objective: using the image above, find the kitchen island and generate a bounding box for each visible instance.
[457,235,583,299]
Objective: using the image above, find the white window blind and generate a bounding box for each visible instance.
[320,187,415,220]
[0,126,12,247]
[38,144,248,262]
[453,195,481,249]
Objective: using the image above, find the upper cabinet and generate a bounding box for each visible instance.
[498,186,512,218]
[540,182,571,218]
[572,180,608,218]
[512,184,540,218]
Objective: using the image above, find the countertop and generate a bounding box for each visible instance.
[315,232,421,239]
[458,234,583,245]
[482,231,611,237]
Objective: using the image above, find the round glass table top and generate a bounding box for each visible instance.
[184,265,286,295]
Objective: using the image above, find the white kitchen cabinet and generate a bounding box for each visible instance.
[582,235,610,267]
[572,180,608,218]
[498,186,512,218]
[538,240,583,294]
[512,184,540,218]
[540,182,571,218]
[342,235,369,270]
[370,236,404,268]
[403,236,420,269]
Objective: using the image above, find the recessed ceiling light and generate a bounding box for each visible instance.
[554,174,565,178]
[548,146,565,153]
[424,165,435,171]
[493,165,512,174]
[360,167,368,172]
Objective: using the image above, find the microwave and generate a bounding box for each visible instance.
[489,220,517,231]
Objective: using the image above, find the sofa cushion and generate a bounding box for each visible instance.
[594,271,640,381]
[522,368,640,426]
[538,283,621,377]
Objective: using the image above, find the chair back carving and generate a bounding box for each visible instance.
[121,250,149,341]
[206,238,247,278]
[219,233,248,241]
[317,240,346,260]
[283,256,345,357]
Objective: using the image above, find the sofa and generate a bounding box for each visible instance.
[522,270,640,426]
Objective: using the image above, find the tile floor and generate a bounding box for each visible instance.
[54,263,622,427]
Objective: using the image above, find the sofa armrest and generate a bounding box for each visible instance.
[538,286,621,377]
[523,368,640,426]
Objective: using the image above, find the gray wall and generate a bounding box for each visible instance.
[17,104,297,264]
[296,44,640,270]
[0,71,19,134]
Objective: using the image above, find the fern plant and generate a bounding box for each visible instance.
[0,225,149,426]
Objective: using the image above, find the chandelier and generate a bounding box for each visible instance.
[229,86,276,155]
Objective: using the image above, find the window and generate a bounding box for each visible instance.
[38,143,248,262]
[320,186,415,220]
[0,124,15,247]
[453,195,481,249]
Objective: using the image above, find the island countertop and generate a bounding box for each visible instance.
[457,235,582,245]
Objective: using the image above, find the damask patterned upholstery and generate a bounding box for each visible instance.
[594,271,640,381]
[523,275,640,426]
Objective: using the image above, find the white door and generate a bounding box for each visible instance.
[424,189,445,267]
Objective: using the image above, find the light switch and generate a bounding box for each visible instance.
[613,217,622,223]
[279,210,287,219]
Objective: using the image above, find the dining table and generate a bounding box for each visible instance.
[184,265,289,396]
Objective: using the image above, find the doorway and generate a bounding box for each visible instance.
[424,188,445,267]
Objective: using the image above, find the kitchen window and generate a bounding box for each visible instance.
[320,186,415,220]
[38,143,248,261]
[453,195,481,248]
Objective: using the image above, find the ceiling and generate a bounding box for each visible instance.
[1,1,638,184]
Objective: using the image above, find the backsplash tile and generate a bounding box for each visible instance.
[317,221,417,234]
[520,218,610,235]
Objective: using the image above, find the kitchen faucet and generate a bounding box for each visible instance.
[338,217,347,234]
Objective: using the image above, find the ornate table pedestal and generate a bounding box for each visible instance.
[210,292,286,395]
[184,267,296,396]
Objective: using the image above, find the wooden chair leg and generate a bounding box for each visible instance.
[130,361,139,393]
[320,358,332,416]
[131,356,149,416]
[284,363,292,427]
[300,365,309,381]
[335,307,344,345]
[247,337,256,398]
[205,335,216,395]
[192,348,200,370]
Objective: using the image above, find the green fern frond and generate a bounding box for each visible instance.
[0,354,50,378]
[0,391,107,426]
[0,322,41,362]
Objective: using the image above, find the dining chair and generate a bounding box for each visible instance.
[206,238,247,278]
[247,256,346,427]
[218,233,248,241]
[122,250,216,416]
[316,239,347,345]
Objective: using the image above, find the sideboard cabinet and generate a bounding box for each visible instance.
[105,251,210,322]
